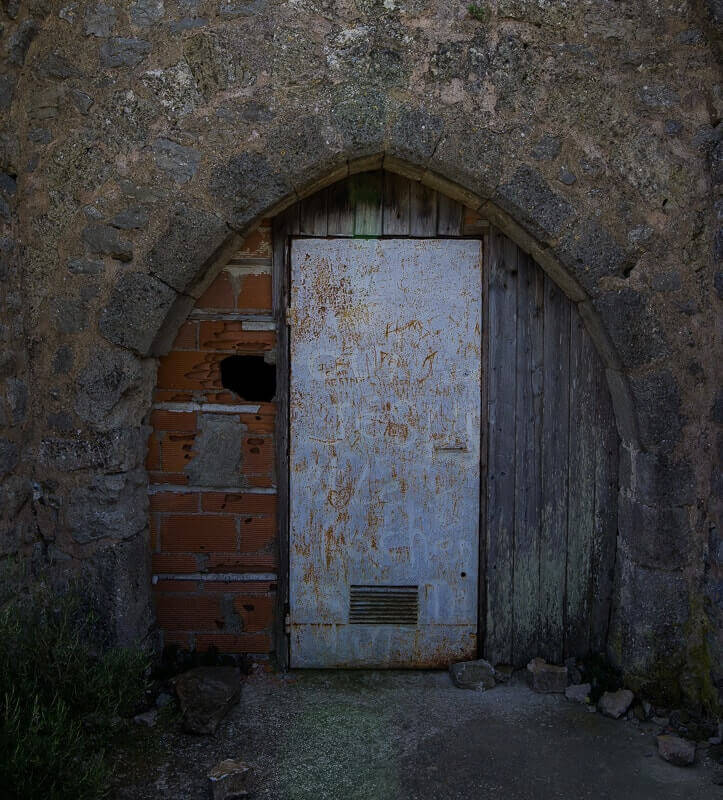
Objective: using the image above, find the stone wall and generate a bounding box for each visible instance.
[0,0,720,708]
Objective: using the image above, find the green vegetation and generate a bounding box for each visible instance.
[0,569,150,800]
[467,3,488,22]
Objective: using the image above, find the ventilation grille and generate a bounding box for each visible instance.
[349,585,419,625]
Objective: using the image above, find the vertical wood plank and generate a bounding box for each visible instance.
[353,171,383,236]
[590,367,619,653]
[485,230,517,665]
[511,251,544,665]
[437,193,464,236]
[539,274,570,664]
[478,232,490,658]
[327,178,354,236]
[410,181,438,236]
[299,190,328,236]
[564,311,596,658]
[382,171,411,235]
[272,207,296,670]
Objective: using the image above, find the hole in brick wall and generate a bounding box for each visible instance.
[220,355,276,402]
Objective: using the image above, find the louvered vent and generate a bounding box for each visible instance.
[349,585,419,625]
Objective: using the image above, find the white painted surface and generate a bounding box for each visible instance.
[289,239,482,667]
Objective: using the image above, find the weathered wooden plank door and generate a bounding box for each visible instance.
[484,231,619,667]
[288,238,482,667]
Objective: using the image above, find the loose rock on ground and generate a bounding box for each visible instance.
[174,666,241,735]
[657,734,696,766]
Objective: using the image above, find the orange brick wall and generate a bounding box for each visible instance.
[148,220,278,661]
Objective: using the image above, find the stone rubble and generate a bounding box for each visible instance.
[526,658,568,693]
[174,666,241,735]
[565,683,592,704]
[598,689,634,719]
[656,734,696,766]
[449,658,496,690]
[208,758,253,800]
[133,708,157,727]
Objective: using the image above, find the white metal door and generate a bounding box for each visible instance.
[289,238,482,667]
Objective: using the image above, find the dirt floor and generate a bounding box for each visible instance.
[114,670,719,800]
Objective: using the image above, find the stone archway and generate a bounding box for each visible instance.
[91,149,693,700]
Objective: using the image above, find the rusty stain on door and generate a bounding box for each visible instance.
[289,239,482,667]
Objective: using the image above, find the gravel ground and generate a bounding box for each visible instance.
[114,670,718,800]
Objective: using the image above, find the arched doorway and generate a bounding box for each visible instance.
[149,170,619,670]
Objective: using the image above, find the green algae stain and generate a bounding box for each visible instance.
[277,701,400,800]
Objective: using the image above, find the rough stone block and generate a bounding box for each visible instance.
[100,38,151,68]
[592,289,669,369]
[449,658,496,690]
[99,271,178,355]
[526,658,568,693]
[152,139,200,185]
[147,204,229,293]
[385,105,443,165]
[619,447,695,507]
[429,121,502,201]
[85,4,117,37]
[556,219,633,294]
[598,688,634,718]
[618,495,690,570]
[68,257,105,275]
[628,370,683,453]
[82,223,133,261]
[37,427,146,473]
[111,207,148,230]
[75,347,153,431]
[210,152,292,232]
[656,734,696,766]
[496,165,574,239]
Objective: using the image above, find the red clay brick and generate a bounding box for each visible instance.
[155,595,224,631]
[146,433,160,470]
[239,515,277,551]
[157,351,223,391]
[206,553,277,572]
[202,581,275,594]
[196,270,235,309]
[243,435,274,473]
[149,471,189,486]
[195,633,272,653]
[161,515,237,552]
[152,553,198,573]
[237,273,272,311]
[154,390,195,403]
[153,580,199,592]
[149,491,200,513]
[199,322,275,353]
[232,595,275,632]
[246,475,275,489]
[159,432,197,472]
[150,410,197,432]
[173,321,198,349]
[239,409,276,433]
[202,492,276,515]
[150,513,160,551]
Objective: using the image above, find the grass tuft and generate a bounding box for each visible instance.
[0,565,150,800]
